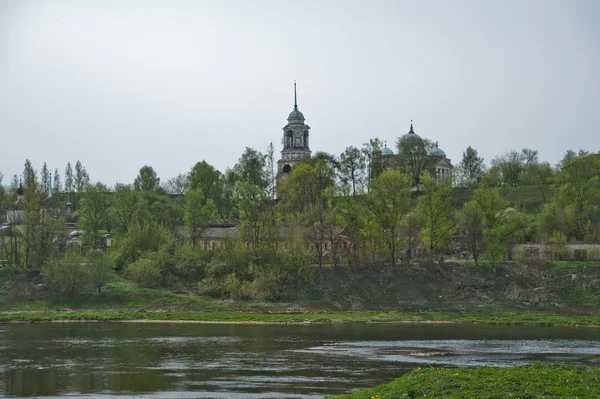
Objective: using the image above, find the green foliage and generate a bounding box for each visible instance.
[417,173,455,260]
[456,145,484,186]
[88,250,115,293]
[133,165,160,193]
[76,182,111,249]
[184,188,218,245]
[124,257,163,288]
[326,364,600,399]
[43,253,90,295]
[339,145,365,195]
[364,170,411,265]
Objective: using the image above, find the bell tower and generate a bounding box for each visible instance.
[277,82,311,183]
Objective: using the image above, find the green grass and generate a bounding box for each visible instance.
[2,308,600,325]
[325,364,600,398]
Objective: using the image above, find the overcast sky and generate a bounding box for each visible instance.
[1,0,599,187]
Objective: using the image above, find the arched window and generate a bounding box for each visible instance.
[303,131,309,148]
[282,164,292,174]
[286,131,293,148]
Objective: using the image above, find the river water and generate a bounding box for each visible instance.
[1,322,600,398]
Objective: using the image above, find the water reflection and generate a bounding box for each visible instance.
[1,323,600,398]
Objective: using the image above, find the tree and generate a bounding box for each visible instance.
[458,201,484,263]
[554,151,600,241]
[233,147,268,191]
[397,136,437,187]
[457,146,484,186]
[76,183,111,249]
[133,165,160,193]
[74,160,89,192]
[65,162,74,193]
[265,142,276,199]
[236,182,277,249]
[340,146,365,196]
[163,173,188,195]
[364,170,411,265]
[416,173,455,261]
[361,138,383,192]
[184,189,218,245]
[53,168,61,193]
[40,162,50,195]
[89,250,114,293]
[188,161,223,212]
[470,186,527,265]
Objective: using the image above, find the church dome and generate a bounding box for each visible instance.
[432,148,446,157]
[382,145,394,155]
[288,109,305,120]
[400,122,423,144]
[16,184,24,196]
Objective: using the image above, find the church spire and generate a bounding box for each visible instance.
[294,80,298,111]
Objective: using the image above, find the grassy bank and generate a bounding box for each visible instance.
[2,261,600,325]
[2,307,600,325]
[325,364,600,398]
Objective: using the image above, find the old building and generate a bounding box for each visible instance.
[277,82,311,187]
[381,122,453,185]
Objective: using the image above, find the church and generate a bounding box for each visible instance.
[276,83,453,186]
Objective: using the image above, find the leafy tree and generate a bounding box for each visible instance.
[237,182,277,249]
[43,253,89,295]
[53,168,61,193]
[184,189,218,245]
[74,160,89,192]
[364,170,411,265]
[89,250,114,293]
[458,200,484,263]
[457,146,484,186]
[188,160,223,213]
[65,162,74,193]
[361,138,383,192]
[396,136,437,187]
[163,173,188,195]
[76,183,111,249]
[340,146,365,196]
[40,162,50,195]
[554,151,600,241]
[134,165,160,193]
[416,173,455,261]
[470,186,527,265]
[233,147,269,191]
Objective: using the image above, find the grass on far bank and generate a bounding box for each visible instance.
[325,363,600,399]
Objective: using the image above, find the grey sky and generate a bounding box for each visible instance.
[1,0,599,186]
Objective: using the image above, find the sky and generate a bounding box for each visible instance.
[1,0,599,187]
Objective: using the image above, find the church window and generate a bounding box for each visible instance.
[304,131,309,148]
[286,131,293,148]
[282,164,292,174]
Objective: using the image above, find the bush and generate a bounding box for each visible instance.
[43,253,90,295]
[124,257,163,288]
[88,250,115,293]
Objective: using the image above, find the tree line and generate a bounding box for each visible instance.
[0,138,598,300]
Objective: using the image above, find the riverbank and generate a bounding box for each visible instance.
[2,262,600,326]
[2,309,600,326]
[324,363,600,398]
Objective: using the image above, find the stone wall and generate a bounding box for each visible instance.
[510,243,600,261]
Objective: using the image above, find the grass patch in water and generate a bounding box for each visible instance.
[325,363,600,398]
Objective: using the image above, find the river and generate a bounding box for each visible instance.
[1,322,600,398]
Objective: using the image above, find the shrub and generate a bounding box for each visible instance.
[43,253,90,295]
[88,250,115,293]
[124,257,163,288]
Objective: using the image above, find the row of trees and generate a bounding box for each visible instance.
[0,137,599,298]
